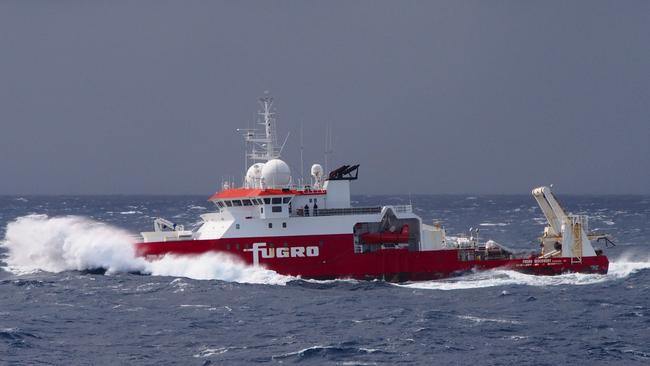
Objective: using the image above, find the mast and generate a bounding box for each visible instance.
[240,92,280,163]
[300,122,304,187]
[261,95,275,160]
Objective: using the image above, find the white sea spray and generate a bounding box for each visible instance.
[1,214,293,285]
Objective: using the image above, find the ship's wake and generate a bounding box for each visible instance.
[0,215,293,285]
[399,258,650,291]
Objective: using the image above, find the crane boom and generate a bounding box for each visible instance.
[532,186,568,236]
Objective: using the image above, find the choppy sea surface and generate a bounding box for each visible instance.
[1,195,649,365]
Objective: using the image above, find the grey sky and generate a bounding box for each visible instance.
[1,1,648,195]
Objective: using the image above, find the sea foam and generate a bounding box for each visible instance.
[399,258,650,291]
[1,214,293,285]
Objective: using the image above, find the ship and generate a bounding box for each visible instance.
[135,95,610,282]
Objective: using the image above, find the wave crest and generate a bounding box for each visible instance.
[1,215,293,285]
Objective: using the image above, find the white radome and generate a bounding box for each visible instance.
[310,164,323,178]
[245,163,265,187]
[261,159,291,188]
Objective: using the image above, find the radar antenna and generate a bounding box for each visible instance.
[238,92,281,162]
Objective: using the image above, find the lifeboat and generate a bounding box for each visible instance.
[361,225,410,244]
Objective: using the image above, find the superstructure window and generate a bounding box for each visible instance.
[225,201,233,207]
[232,200,242,206]
[272,206,282,213]
[235,224,240,229]
[268,223,273,229]
[283,197,291,204]
[264,198,271,204]
[282,222,287,228]
[272,197,282,204]
[242,199,253,206]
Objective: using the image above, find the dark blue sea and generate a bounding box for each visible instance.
[1,195,649,365]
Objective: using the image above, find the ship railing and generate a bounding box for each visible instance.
[292,204,412,217]
[392,204,413,213]
[293,206,382,217]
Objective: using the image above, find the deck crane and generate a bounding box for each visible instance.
[532,186,606,262]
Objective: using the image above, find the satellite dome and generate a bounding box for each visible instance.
[261,159,291,188]
[311,163,324,189]
[310,164,323,178]
[245,163,265,187]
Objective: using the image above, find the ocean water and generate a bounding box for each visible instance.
[1,195,649,365]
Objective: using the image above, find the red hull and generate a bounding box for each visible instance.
[135,234,609,282]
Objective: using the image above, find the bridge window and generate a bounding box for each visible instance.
[242,199,253,206]
[225,201,233,207]
[264,198,271,204]
[232,200,242,206]
[283,197,291,203]
[272,197,282,204]
[216,201,224,208]
[272,206,282,213]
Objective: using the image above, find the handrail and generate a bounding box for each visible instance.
[294,206,381,217]
[292,204,412,217]
[392,204,413,213]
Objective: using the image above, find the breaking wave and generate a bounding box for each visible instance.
[399,257,650,291]
[0,215,293,285]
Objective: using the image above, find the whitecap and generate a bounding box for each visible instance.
[457,315,522,324]
[1,214,294,286]
[193,347,229,358]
